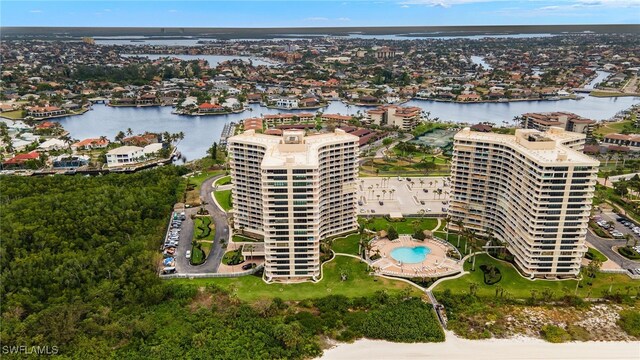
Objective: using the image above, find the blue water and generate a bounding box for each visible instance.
[390,246,431,264]
[54,93,639,161]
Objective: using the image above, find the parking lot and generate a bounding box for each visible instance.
[357,176,450,216]
[160,211,188,274]
[594,211,640,240]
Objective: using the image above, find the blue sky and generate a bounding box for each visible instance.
[2,1,638,27]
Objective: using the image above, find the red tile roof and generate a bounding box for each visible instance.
[3,151,40,165]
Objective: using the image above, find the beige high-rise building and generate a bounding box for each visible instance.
[228,129,359,282]
[449,127,599,278]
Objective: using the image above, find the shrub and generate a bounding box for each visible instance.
[222,250,244,265]
[479,264,502,285]
[618,246,640,260]
[413,230,426,240]
[618,310,640,337]
[347,298,445,342]
[388,226,399,240]
[567,324,591,341]
[541,325,571,343]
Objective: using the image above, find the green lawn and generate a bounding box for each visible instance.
[360,216,439,234]
[214,175,231,186]
[170,256,422,302]
[190,245,205,265]
[189,171,224,190]
[434,254,638,299]
[194,217,215,241]
[214,189,232,211]
[0,110,24,119]
[331,234,361,255]
[200,241,212,255]
[586,247,608,262]
[594,120,634,136]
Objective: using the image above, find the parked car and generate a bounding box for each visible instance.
[420,200,425,205]
[242,263,256,270]
[423,189,428,193]
[185,250,191,259]
[162,267,176,274]
[379,201,384,205]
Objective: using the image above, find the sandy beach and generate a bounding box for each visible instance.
[321,331,640,360]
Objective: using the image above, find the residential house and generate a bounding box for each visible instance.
[71,138,110,151]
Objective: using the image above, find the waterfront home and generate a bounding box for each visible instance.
[142,143,163,156]
[123,133,160,147]
[274,97,299,109]
[106,146,144,167]
[198,102,225,113]
[71,138,110,151]
[0,103,17,112]
[2,151,40,168]
[26,106,66,118]
[52,154,90,169]
[246,93,263,103]
[136,93,158,105]
[457,93,482,102]
[38,138,67,152]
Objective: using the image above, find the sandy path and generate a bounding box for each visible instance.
[320,331,640,360]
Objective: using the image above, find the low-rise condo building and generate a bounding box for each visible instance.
[366,105,421,131]
[449,127,599,278]
[521,112,595,137]
[228,129,359,282]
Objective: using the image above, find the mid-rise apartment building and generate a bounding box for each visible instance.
[449,127,599,278]
[521,112,595,137]
[366,105,421,131]
[228,129,359,282]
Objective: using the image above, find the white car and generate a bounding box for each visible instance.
[185,250,191,259]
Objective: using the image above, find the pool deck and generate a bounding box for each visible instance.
[370,235,462,278]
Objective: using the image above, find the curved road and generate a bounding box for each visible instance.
[174,174,230,274]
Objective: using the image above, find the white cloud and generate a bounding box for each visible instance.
[168,9,178,13]
[337,17,351,21]
[29,10,42,13]
[537,0,639,11]
[305,17,329,21]
[103,9,112,12]
[401,4,410,8]
[399,0,492,7]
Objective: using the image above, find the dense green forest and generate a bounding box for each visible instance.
[0,168,443,359]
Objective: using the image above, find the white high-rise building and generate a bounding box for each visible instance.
[228,129,359,282]
[449,127,599,278]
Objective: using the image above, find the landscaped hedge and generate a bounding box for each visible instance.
[618,246,640,260]
[196,217,212,238]
[480,264,502,285]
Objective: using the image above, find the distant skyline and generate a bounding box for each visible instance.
[2,1,639,28]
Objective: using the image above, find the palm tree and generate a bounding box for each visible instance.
[454,219,464,247]
[390,189,395,199]
[245,244,255,261]
[624,233,633,248]
[126,128,133,136]
[382,189,387,199]
[419,179,425,188]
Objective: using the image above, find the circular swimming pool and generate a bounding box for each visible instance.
[390,246,431,264]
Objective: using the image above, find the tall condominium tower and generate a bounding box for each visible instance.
[449,127,599,278]
[228,129,359,282]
